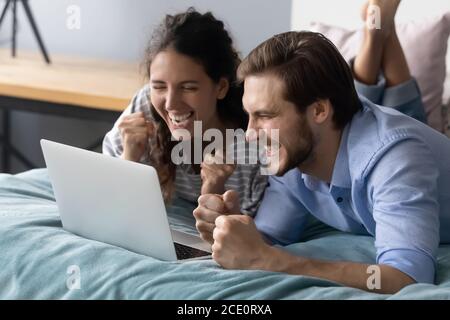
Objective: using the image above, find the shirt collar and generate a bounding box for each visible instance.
[330,124,352,189]
[300,172,321,191]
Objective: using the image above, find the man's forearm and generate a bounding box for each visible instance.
[262,246,415,294]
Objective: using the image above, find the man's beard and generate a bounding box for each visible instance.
[277,121,315,176]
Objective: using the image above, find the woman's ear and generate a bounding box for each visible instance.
[217,78,230,100]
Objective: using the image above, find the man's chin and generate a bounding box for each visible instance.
[260,159,292,176]
[274,165,293,177]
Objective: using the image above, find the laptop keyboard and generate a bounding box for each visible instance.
[174,242,211,260]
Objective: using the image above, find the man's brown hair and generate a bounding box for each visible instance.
[238,31,362,128]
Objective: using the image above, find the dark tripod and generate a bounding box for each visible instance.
[0,0,51,64]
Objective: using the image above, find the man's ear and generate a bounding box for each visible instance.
[311,99,332,124]
[217,78,230,100]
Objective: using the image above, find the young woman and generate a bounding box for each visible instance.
[103,8,268,228]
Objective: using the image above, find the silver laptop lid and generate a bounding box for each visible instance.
[41,139,178,261]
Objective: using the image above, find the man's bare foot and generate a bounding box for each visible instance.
[361,0,401,39]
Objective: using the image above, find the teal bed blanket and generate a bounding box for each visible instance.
[1,169,449,299]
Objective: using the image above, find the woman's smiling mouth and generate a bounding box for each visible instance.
[169,111,195,127]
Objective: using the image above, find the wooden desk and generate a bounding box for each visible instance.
[0,49,145,172]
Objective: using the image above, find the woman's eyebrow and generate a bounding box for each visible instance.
[150,80,165,84]
[150,80,199,84]
[179,81,200,85]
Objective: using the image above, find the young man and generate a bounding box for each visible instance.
[193,1,450,294]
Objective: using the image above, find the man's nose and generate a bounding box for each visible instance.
[245,119,259,142]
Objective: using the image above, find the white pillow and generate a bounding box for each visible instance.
[310,12,450,133]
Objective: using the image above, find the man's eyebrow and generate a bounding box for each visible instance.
[253,107,278,115]
[243,106,277,116]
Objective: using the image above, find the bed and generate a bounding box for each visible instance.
[1,169,450,299]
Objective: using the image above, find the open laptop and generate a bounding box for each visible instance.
[41,139,212,261]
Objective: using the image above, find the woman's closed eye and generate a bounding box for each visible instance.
[182,86,198,91]
[152,85,166,91]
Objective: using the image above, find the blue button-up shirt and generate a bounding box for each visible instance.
[254,96,450,284]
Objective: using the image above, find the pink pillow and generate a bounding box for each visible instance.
[310,12,450,133]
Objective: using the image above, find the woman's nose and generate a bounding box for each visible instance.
[164,89,180,111]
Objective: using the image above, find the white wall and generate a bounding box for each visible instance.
[291,0,450,72]
[1,0,292,61]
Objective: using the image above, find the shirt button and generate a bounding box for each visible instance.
[336,197,343,203]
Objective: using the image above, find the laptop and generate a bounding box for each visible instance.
[41,139,212,261]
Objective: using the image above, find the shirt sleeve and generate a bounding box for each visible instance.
[102,84,153,164]
[238,164,268,217]
[254,174,311,245]
[366,138,440,284]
